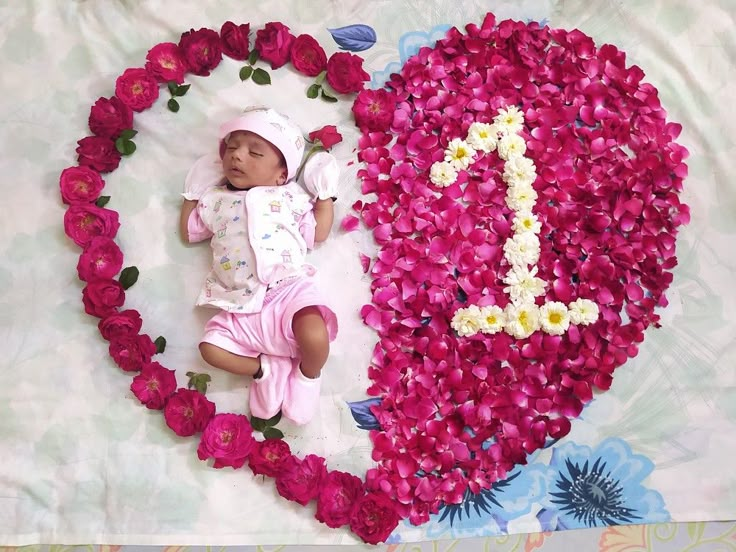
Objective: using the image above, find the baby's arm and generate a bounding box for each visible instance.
[313,198,334,243]
[180,199,199,243]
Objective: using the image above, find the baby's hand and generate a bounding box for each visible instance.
[183,154,225,201]
[303,151,339,201]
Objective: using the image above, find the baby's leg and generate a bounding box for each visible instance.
[291,306,330,378]
[199,343,261,377]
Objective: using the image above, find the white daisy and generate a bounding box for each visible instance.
[497,133,527,160]
[503,232,541,268]
[512,210,542,235]
[451,305,484,337]
[466,122,499,154]
[493,105,524,134]
[505,183,538,212]
[504,302,541,339]
[479,305,505,334]
[503,156,537,187]
[429,161,458,187]
[539,301,571,335]
[503,265,547,304]
[568,298,600,325]
[445,138,477,170]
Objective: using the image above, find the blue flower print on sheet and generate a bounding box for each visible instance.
[370,24,451,89]
[346,397,382,430]
[328,24,377,52]
[537,438,670,530]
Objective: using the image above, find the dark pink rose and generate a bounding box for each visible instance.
[88,96,133,140]
[254,22,294,69]
[64,204,120,247]
[109,334,157,373]
[349,492,400,545]
[290,34,327,77]
[220,21,250,60]
[178,28,222,76]
[248,438,292,477]
[145,42,187,83]
[164,388,216,436]
[308,125,342,150]
[99,309,142,341]
[76,136,122,173]
[130,361,176,409]
[82,278,125,318]
[352,89,396,133]
[326,52,369,94]
[316,470,365,528]
[197,413,254,469]
[114,67,160,112]
[76,236,123,282]
[59,166,105,205]
[275,454,327,506]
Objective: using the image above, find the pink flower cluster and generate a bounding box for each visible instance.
[353,13,689,523]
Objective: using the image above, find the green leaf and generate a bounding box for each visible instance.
[252,68,271,85]
[154,336,167,354]
[186,372,211,395]
[264,411,282,427]
[239,65,253,81]
[167,98,180,112]
[119,128,138,140]
[114,137,136,156]
[263,427,284,440]
[174,83,191,97]
[320,89,338,103]
[248,49,259,65]
[250,416,267,432]
[315,70,327,85]
[306,83,320,99]
[118,266,139,290]
[167,81,178,95]
[95,195,111,208]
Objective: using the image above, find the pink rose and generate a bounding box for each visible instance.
[275,454,327,506]
[164,388,216,436]
[326,52,369,94]
[99,309,142,341]
[308,125,343,150]
[352,89,396,133]
[82,278,125,318]
[248,438,292,477]
[114,67,160,112]
[88,96,133,140]
[76,236,123,282]
[59,166,105,205]
[197,413,254,469]
[145,42,187,83]
[76,136,122,173]
[63,204,120,248]
[220,21,250,60]
[349,492,400,545]
[110,333,157,373]
[130,361,177,409]
[178,28,222,76]
[290,34,327,77]
[254,22,294,69]
[316,470,365,528]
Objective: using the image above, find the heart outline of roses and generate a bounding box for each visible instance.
[60,13,689,545]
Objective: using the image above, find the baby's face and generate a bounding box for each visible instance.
[222,130,287,189]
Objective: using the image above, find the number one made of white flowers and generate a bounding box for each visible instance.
[429,105,600,339]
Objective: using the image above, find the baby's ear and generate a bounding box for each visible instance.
[278,168,288,185]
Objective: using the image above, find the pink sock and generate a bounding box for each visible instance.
[282,364,321,425]
[248,354,291,419]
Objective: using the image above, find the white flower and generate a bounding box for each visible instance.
[539,301,571,335]
[504,302,540,339]
[503,156,537,187]
[451,305,484,337]
[497,133,527,160]
[512,210,542,235]
[429,161,458,187]
[505,183,538,212]
[493,105,524,134]
[568,298,600,325]
[445,138,477,170]
[479,305,505,334]
[466,122,499,154]
[503,232,541,267]
[503,265,547,304]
